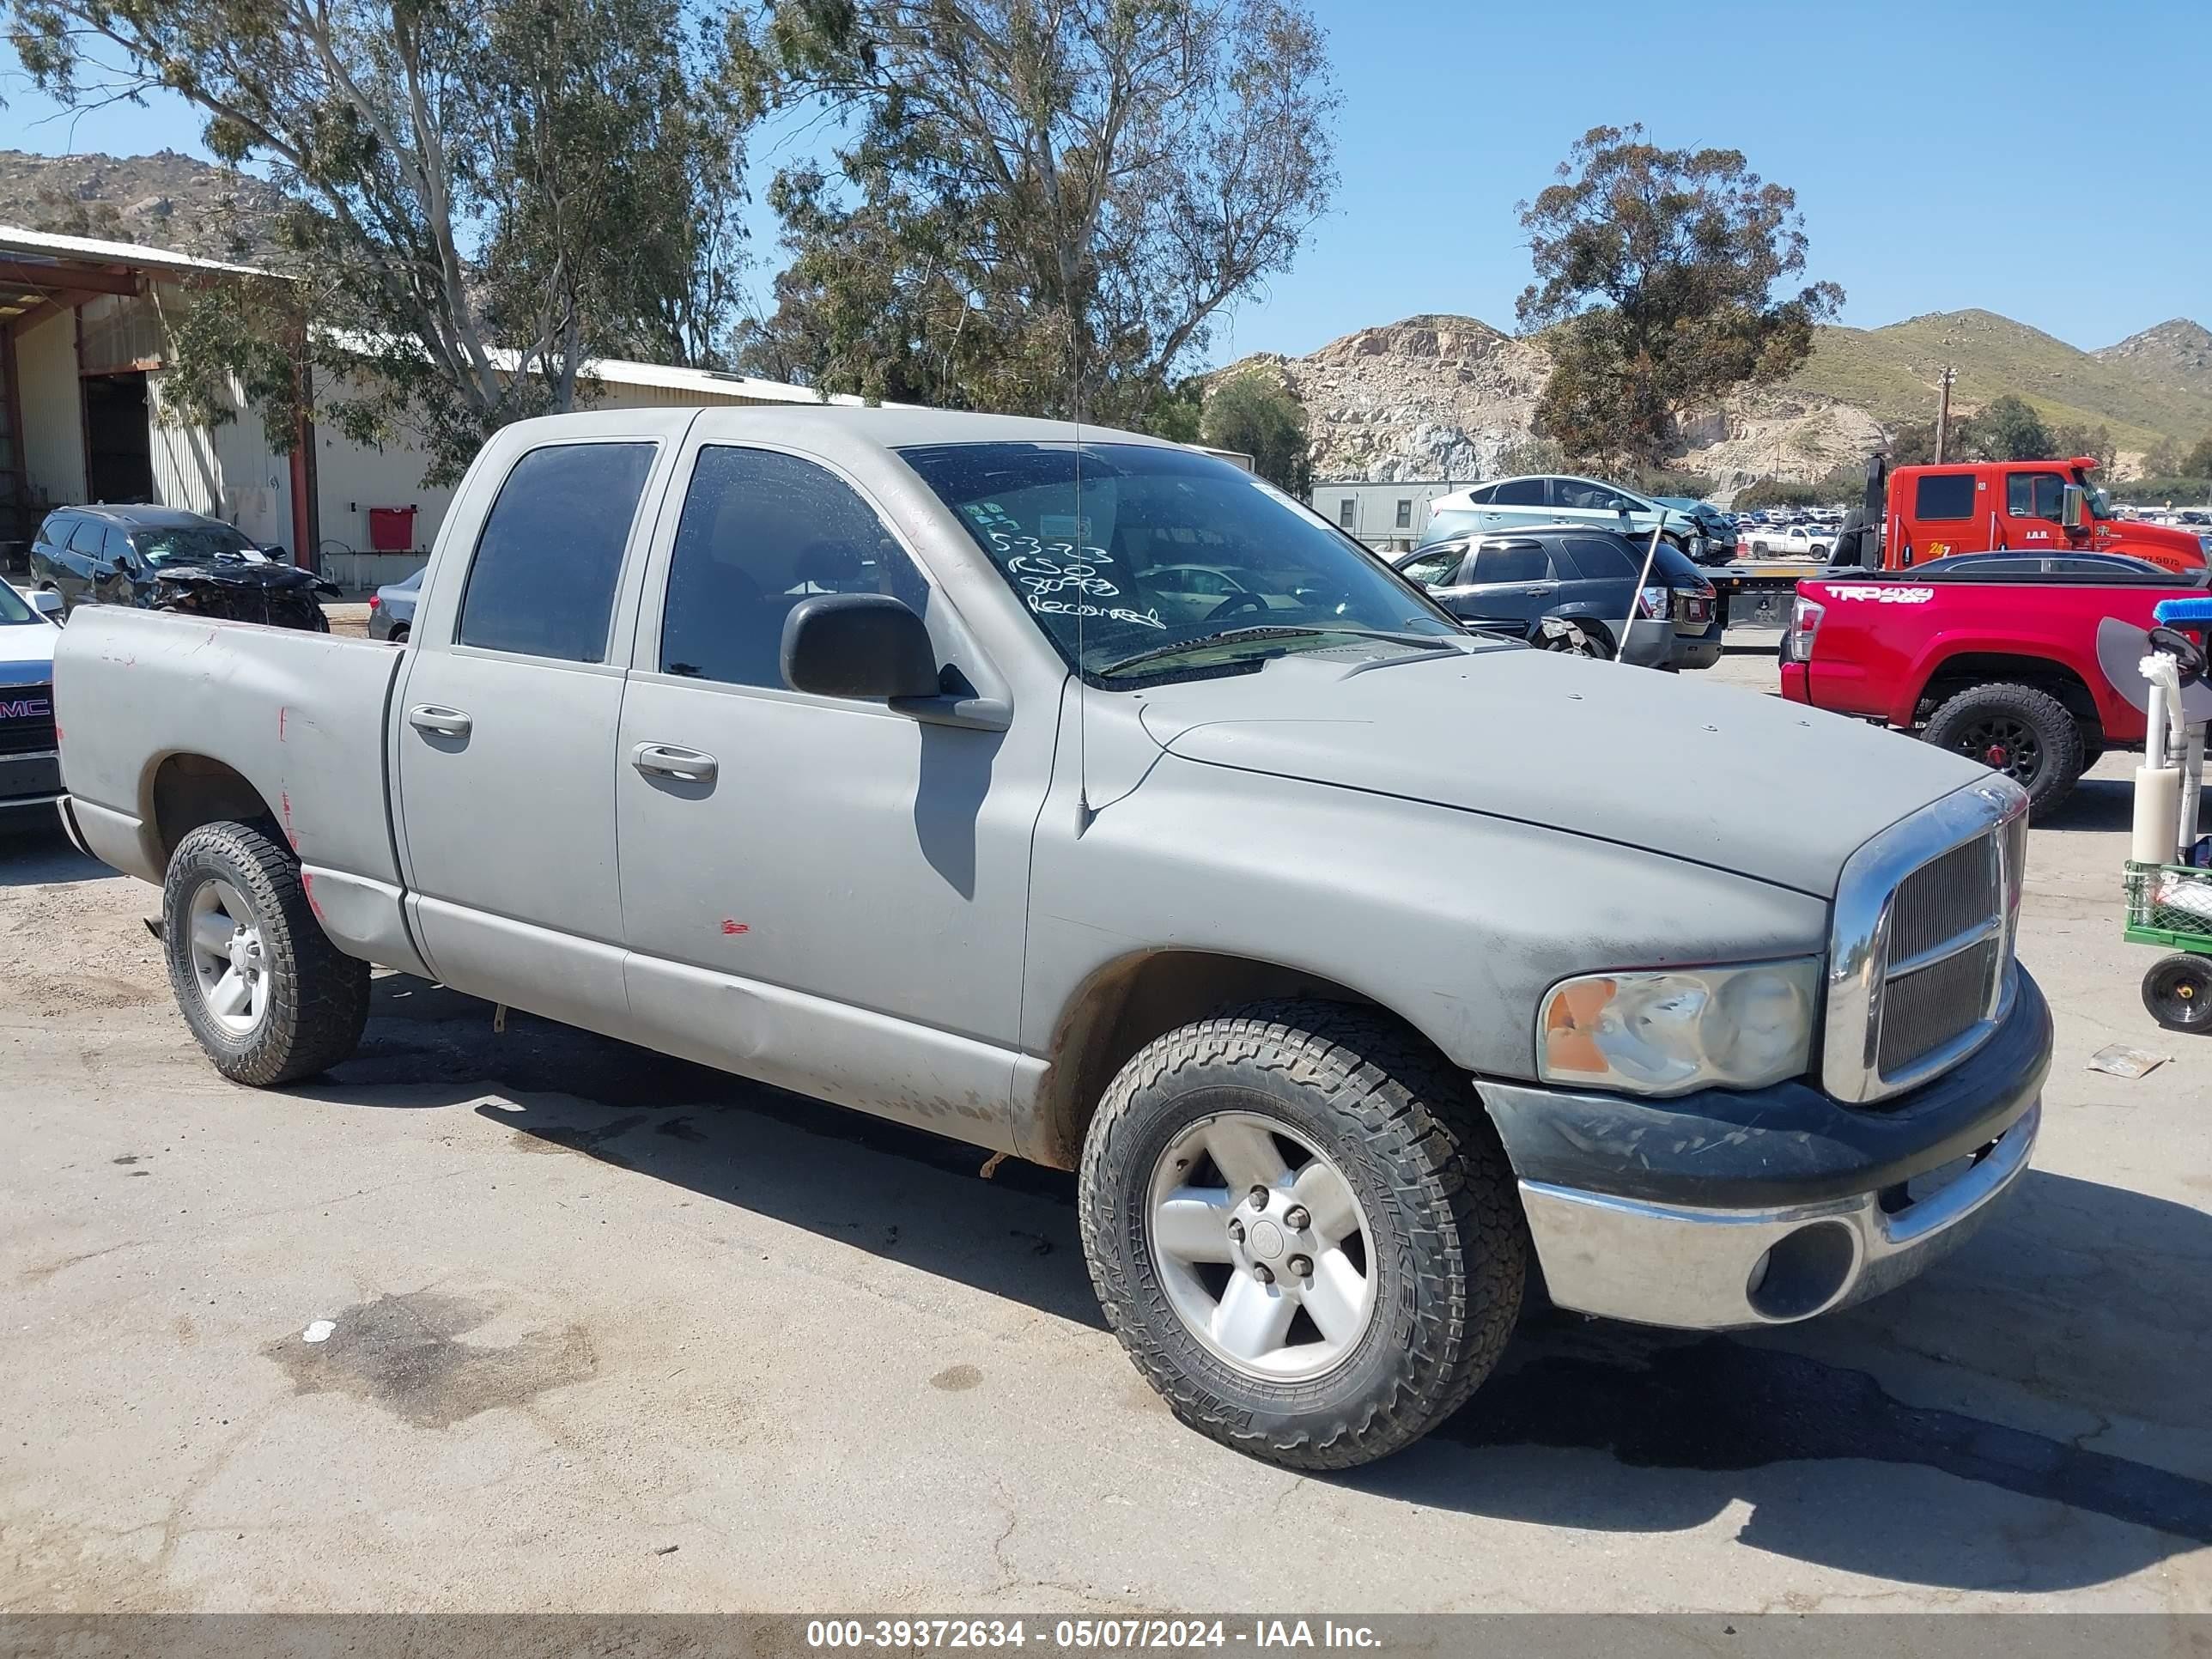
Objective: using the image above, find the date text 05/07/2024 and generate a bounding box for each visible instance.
[805,1619,1383,1650]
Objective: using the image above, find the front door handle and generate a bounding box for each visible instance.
[407,705,472,738]
[632,742,718,783]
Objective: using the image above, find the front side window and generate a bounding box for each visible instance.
[103,527,137,568]
[899,442,1456,680]
[458,441,655,662]
[1556,478,1630,513]
[1398,548,1463,586]
[1915,473,1977,521]
[0,580,34,624]
[2006,471,2067,520]
[659,446,929,690]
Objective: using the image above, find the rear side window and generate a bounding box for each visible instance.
[69,520,107,555]
[1490,478,1546,507]
[1561,535,1638,580]
[458,442,655,662]
[1469,541,1552,584]
[1915,473,1976,521]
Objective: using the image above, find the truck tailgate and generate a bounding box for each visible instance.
[54,606,406,890]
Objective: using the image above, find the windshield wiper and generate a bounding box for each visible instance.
[1097,624,1450,679]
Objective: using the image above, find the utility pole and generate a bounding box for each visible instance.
[1935,367,1956,464]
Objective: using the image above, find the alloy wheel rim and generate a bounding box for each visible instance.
[1146,1111,1378,1382]
[1956,716,2042,784]
[186,878,271,1037]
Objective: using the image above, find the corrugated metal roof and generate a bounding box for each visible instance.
[0,225,865,408]
[0,222,270,277]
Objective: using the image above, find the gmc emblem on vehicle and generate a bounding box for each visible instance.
[0,696,52,720]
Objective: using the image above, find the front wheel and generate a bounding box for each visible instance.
[2143,955,2212,1034]
[161,819,369,1085]
[1922,682,2084,817]
[1079,1002,1526,1470]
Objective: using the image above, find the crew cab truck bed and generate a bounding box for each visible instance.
[1781,563,2212,814]
[58,405,2051,1471]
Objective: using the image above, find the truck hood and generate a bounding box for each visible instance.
[0,623,58,682]
[2104,518,2211,570]
[1133,644,1984,896]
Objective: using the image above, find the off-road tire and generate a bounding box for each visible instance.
[1079,1000,1526,1470]
[1923,681,2084,817]
[161,818,369,1085]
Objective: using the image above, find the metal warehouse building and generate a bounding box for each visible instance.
[0,224,860,589]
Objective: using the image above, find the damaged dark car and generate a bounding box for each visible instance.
[27,504,337,632]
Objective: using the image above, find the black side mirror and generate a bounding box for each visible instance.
[262,544,289,562]
[781,593,939,701]
[112,555,133,574]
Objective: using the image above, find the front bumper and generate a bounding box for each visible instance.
[0,749,63,812]
[1486,967,2051,1330]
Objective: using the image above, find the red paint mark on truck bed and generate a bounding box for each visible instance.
[720,920,750,935]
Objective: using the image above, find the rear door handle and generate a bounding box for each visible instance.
[632,743,718,783]
[407,705,472,738]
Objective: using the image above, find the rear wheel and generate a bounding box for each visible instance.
[161,819,369,1085]
[1922,682,2084,817]
[1079,1001,1526,1470]
[2143,955,2212,1034]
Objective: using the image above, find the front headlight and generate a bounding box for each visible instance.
[1538,959,1820,1096]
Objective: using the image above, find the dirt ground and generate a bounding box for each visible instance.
[2,640,2208,1613]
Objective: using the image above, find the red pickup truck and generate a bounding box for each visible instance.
[1780,554,2212,812]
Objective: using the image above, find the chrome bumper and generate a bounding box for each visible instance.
[1520,1098,2039,1330]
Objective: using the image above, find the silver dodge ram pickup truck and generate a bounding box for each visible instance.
[54,408,2050,1469]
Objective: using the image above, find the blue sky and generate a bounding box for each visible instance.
[5,0,2208,363]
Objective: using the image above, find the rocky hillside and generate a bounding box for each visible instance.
[1225,316,1549,483]
[0,149,281,261]
[1224,307,2211,494]
[1789,309,2212,459]
[2095,319,2212,391]
[1223,315,1881,494]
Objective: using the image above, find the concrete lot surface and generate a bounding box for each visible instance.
[2,641,2208,1613]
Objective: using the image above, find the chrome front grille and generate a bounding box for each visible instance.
[1877,933,2002,1076]
[1887,836,1999,962]
[1824,781,2028,1105]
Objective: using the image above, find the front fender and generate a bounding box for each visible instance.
[1018,756,1831,1123]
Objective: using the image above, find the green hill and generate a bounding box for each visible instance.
[1787,308,2212,457]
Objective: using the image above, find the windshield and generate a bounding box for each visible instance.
[897,441,1459,679]
[2070,472,2115,521]
[0,583,36,625]
[132,524,260,565]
